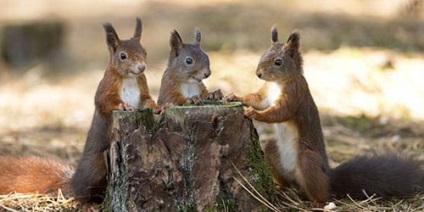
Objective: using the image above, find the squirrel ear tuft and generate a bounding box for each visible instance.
[286,31,300,51]
[194,28,201,46]
[133,17,142,41]
[103,23,120,52]
[170,30,183,56]
[271,26,278,44]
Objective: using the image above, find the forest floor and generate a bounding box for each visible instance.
[0,0,423,211]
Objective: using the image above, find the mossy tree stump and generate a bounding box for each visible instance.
[105,103,273,211]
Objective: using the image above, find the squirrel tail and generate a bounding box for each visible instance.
[330,154,424,199]
[0,156,74,197]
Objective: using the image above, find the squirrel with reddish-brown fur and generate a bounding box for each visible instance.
[225,27,424,207]
[157,29,222,106]
[0,18,158,205]
[71,17,158,204]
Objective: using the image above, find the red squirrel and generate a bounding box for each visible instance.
[225,27,424,207]
[0,18,158,205]
[71,17,158,204]
[157,29,222,106]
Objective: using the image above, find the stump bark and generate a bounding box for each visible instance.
[105,103,273,211]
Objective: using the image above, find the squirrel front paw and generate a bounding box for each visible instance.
[244,106,258,119]
[187,96,202,105]
[224,93,241,102]
[207,89,224,100]
[119,103,135,111]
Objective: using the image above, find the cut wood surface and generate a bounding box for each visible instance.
[105,103,274,211]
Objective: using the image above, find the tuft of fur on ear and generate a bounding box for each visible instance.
[286,32,300,51]
[133,17,142,41]
[271,26,278,44]
[103,23,120,52]
[170,30,184,57]
[194,28,201,46]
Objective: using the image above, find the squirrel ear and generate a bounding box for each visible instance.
[133,17,142,41]
[285,32,300,52]
[194,28,201,46]
[271,26,278,44]
[170,30,183,56]
[103,23,120,52]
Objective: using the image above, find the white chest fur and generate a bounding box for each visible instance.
[120,78,140,108]
[180,83,200,98]
[259,82,282,109]
[274,122,299,175]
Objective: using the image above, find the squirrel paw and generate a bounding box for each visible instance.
[119,103,135,111]
[207,89,224,100]
[187,96,202,105]
[244,106,258,119]
[224,93,240,102]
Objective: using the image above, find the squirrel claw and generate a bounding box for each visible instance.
[244,107,257,119]
[187,96,202,105]
[224,93,239,102]
[119,103,135,111]
[207,89,224,100]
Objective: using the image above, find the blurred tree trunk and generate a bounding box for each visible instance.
[105,104,274,211]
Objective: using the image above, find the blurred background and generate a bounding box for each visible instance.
[0,0,423,164]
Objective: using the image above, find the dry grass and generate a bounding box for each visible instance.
[0,0,423,211]
[0,192,78,211]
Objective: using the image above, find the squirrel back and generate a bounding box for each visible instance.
[71,17,157,204]
[0,156,73,196]
[157,29,222,106]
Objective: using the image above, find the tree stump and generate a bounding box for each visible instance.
[105,103,273,211]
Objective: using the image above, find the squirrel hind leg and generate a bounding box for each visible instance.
[262,139,290,189]
[71,153,107,203]
[296,150,330,208]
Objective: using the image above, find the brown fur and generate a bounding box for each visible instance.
[225,27,329,207]
[226,27,424,208]
[71,17,158,204]
[0,156,73,196]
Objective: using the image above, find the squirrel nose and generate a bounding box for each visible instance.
[134,64,146,75]
[138,66,145,73]
[257,73,262,78]
[204,72,210,78]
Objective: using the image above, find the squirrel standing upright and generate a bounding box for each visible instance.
[225,27,424,207]
[157,29,222,106]
[0,17,157,205]
[71,17,158,203]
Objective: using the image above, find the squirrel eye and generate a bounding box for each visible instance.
[185,57,193,65]
[274,59,283,66]
[119,52,127,60]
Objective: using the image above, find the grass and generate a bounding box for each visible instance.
[0,192,78,212]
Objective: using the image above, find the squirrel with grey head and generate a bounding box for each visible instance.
[225,27,424,207]
[157,29,222,106]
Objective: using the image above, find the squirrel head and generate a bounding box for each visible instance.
[103,17,147,78]
[167,28,211,84]
[256,27,303,82]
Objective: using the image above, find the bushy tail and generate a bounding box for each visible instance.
[330,154,424,199]
[0,156,74,197]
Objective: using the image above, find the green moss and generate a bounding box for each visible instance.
[246,124,275,203]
